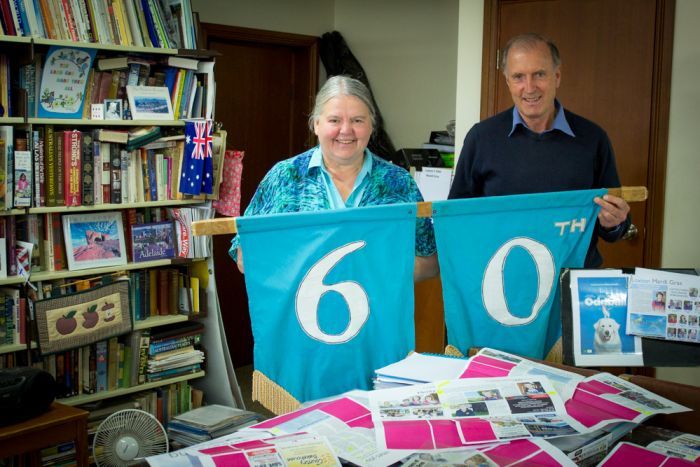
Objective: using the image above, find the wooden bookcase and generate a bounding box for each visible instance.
[0,35,242,420]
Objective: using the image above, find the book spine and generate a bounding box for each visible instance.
[101,142,111,202]
[54,130,65,206]
[59,0,78,41]
[6,217,16,276]
[81,131,94,205]
[12,150,32,208]
[92,134,102,204]
[50,212,65,270]
[44,125,55,206]
[95,339,107,392]
[63,129,82,207]
[110,143,121,203]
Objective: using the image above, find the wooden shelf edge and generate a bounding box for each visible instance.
[27,118,185,126]
[59,371,205,406]
[133,314,190,330]
[30,257,204,282]
[28,198,204,214]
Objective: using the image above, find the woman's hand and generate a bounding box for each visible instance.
[236,249,245,274]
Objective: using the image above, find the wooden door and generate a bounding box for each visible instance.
[481,0,675,268]
[203,24,318,367]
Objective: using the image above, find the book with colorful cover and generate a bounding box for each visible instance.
[38,46,96,119]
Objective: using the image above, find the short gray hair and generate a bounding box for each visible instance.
[501,33,561,74]
[308,75,377,131]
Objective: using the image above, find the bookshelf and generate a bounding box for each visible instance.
[0,28,243,443]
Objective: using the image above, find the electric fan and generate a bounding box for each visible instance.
[93,409,169,466]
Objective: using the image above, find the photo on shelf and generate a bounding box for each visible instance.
[126,85,174,120]
[131,221,176,262]
[34,280,132,355]
[104,99,123,120]
[62,211,128,271]
[38,46,97,119]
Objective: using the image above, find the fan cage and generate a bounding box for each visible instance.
[93,409,169,467]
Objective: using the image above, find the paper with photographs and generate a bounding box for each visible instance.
[627,268,700,344]
[147,432,340,466]
[565,373,690,432]
[570,270,644,366]
[399,438,576,467]
[599,442,697,467]
[369,376,585,450]
[461,348,585,402]
[247,396,406,467]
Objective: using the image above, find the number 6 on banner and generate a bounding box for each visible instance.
[296,241,369,344]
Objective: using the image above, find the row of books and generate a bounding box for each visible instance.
[0,0,198,49]
[18,53,213,120]
[0,54,10,118]
[25,320,204,398]
[0,206,208,281]
[1,125,189,210]
[0,286,26,345]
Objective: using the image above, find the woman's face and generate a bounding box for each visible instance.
[314,95,372,167]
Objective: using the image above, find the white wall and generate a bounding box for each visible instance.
[191,0,334,36]
[655,0,700,387]
[333,0,459,149]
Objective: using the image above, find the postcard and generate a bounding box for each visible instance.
[62,211,128,271]
[570,270,643,367]
[131,221,176,262]
[126,85,174,120]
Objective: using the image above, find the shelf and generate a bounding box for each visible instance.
[134,314,190,330]
[0,117,25,124]
[0,276,27,286]
[28,199,203,214]
[31,38,179,55]
[59,370,205,406]
[0,209,26,216]
[0,342,36,355]
[30,257,204,282]
[27,118,186,126]
[0,35,32,44]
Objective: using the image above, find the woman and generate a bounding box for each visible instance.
[230,75,438,281]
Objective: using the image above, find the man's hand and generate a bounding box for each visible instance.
[594,194,630,229]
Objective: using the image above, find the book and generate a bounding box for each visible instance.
[94,128,128,144]
[63,129,82,206]
[12,150,32,207]
[37,46,96,119]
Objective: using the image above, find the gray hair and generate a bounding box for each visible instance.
[308,75,377,131]
[501,33,561,74]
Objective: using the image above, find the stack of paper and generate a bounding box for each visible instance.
[167,404,263,447]
[373,352,469,389]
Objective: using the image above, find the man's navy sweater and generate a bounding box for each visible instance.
[449,107,630,267]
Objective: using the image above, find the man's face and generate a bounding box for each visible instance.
[504,41,561,131]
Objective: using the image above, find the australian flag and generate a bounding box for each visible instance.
[180,119,214,195]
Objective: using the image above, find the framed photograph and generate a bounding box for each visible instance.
[62,211,128,271]
[131,221,176,262]
[126,85,174,120]
[35,280,132,355]
[570,269,643,367]
[104,99,123,120]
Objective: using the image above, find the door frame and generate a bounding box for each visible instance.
[479,0,676,267]
[202,23,320,151]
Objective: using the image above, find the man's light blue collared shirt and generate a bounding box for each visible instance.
[509,100,575,137]
[309,147,373,209]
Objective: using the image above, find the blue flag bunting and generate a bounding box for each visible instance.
[432,189,604,359]
[180,119,214,195]
[237,203,417,405]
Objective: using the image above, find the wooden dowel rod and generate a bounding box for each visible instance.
[607,186,648,202]
[190,186,648,235]
[192,217,237,236]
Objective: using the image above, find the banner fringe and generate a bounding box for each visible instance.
[252,370,301,415]
[545,338,563,363]
[444,345,464,357]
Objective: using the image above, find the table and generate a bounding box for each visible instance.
[0,402,89,466]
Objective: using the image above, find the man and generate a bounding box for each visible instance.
[448,33,630,267]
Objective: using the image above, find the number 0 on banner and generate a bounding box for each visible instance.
[482,237,555,326]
